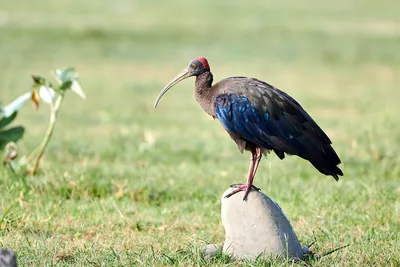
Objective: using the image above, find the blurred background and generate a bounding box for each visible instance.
[1,0,399,265]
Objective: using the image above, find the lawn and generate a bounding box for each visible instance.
[1,0,400,266]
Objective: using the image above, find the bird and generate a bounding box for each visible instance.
[154,57,343,200]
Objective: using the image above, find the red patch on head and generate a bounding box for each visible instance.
[194,57,210,70]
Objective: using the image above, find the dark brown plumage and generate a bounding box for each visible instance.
[154,57,343,200]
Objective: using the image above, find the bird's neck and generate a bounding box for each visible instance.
[195,71,216,117]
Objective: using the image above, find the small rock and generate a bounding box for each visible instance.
[0,249,17,267]
[203,244,222,258]
[221,188,304,260]
[302,245,311,255]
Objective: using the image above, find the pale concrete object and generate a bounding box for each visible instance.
[203,244,222,258]
[0,249,17,267]
[221,187,304,260]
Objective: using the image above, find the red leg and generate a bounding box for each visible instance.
[243,147,262,199]
[252,147,262,178]
[225,148,262,200]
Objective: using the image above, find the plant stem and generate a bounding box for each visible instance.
[31,93,65,175]
[6,161,16,174]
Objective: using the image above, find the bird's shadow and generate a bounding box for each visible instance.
[299,231,350,264]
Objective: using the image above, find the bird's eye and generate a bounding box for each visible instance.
[191,63,197,69]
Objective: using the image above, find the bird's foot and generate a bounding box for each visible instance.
[225,183,261,200]
[229,183,261,191]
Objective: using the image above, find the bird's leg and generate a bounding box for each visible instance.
[229,153,256,190]
[242,147,262,199]
[230,148,262,190]
[252,147,262,179]
[226,148,262,200]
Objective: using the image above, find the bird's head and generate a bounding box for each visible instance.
[153,57,210,108]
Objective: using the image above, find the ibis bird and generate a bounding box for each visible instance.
[154,58,343,200]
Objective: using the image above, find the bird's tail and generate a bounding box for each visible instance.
[310,160,343,181]
[309,144,343,181]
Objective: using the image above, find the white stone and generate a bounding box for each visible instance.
[203,244,222,258]
[221,187,304,260]
[0,249,17,267]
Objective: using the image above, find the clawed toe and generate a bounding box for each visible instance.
[225,183,262,200]
[251,185,261,191]
[224,188,243,199]
[229,183,261,191]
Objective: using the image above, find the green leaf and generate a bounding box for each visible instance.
[59,80,73,91]
[0,126,25,150]
[32,75,47,86]
[18,155,26,166]
[57,68,76,83]
[0,111,18,129]
[70,80,86,99]
[38,86,57,104]
[1,92,31,118]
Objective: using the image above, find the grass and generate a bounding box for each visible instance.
[1,0,400,265]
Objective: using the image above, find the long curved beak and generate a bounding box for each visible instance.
[153,68,192,108]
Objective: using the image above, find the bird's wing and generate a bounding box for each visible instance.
[214,78,342,179]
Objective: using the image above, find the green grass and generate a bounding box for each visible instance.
[1,0,400,266]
